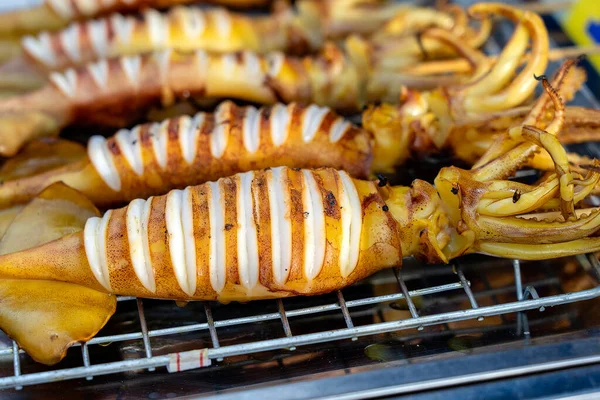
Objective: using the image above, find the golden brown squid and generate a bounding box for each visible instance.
[0,3,528,157]
[0,1,486,91]
[0,66,588,210]
[0,62,599,366]
[0,0,273,39]
[0,6,590,208]
[0,101,393,208]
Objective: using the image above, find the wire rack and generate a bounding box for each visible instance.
[1,253,600,391]
[2,0,600,394]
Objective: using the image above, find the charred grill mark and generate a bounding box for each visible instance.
[167,118,180,141]
[222,177,239,286]
[361,193,379,213]
[323,190,339,218]
[108,139,121,156]
[261,105,272,120]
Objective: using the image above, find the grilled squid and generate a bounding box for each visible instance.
[0,3,511,157]
[0,42,433,156]
[0,63,594,209]
[2,68,600,366]
[0,101,385,207]
[0,11,592,207]
[4,1,483,77]
[360,4,600,170]
[17,6,319,73]
[0,0,272,39]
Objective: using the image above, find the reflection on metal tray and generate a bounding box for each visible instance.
[2,1,600,398]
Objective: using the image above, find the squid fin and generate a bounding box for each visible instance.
[0,182,116,365]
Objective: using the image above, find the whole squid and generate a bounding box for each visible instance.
[0,58,600,366]
[0,2,496,156]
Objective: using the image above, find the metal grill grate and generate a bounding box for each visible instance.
[1,1,600,394]
[1,253,600,390]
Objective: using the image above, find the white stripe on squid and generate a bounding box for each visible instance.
[59,23,81,62]
[329,118,351,143]
[210,103,230,158]
[221,53,236,77]
[87,59,109,89]
[126,198,156,293]
[208,180,226,293]
[266,52,284,77]
[212,8,232,38]
[88,19,109,58]
[243,51,263,81]
[88,135,122,191]
[269,167,292,285]
[301,170,326,281]
[114,126,144,176]
[269,104,290,147]
[120,55,141,87]
[83,210,113,291]
[195,50,209,80]
[179,112,205,165]
[49,68,77,98]
[149,120,169,170]
[153,49,171,85]
[180,7,206,38]
[74,0,99,16]
[22,33,56,67]
[110,14,135,45]
[165,188,197,296]
[236,172,259,290]
[242,106,261,154]
[47,0,74,19]
[145,9,170,47]
[302,105,330,143]
[84,215,110,291]
[338,171,362,278]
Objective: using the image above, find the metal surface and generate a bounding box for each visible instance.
[205,336,600,400]
[1,2,600,398]
[2,254,600,392]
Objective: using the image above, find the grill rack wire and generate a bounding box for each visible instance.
[2,254,600,390]
[2,1,600,392]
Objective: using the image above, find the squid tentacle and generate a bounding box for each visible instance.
[454,3,549,115]
[363,3,553,165]
[471,58,575,174]
[424,70,600,262]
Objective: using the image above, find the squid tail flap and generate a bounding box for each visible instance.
[0,280,116,365]
[0,181,116,365]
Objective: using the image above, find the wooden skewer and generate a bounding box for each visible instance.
[403,45,600,76]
